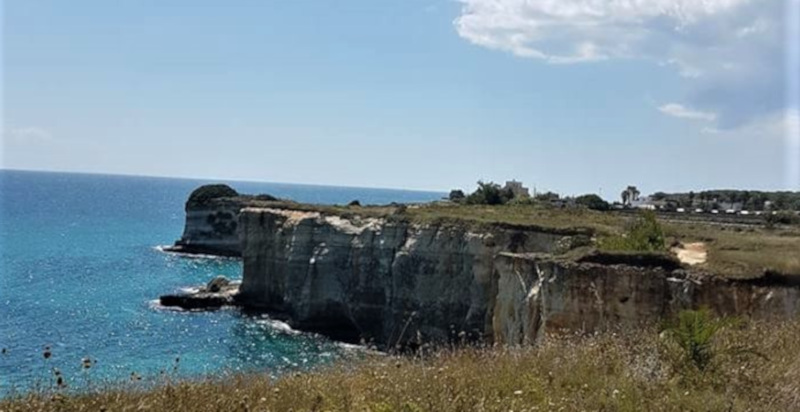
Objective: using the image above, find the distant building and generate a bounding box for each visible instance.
[503,180,530,198]
[630,196,657,210]
[719,202,743,212]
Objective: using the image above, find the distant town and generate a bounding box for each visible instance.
[447,180,800,217]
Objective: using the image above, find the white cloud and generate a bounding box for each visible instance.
[658,103,716,121]
[3,127,53,143]
[453,0,791,130]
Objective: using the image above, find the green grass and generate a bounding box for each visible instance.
[4,318,800,411]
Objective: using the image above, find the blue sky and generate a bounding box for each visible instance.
[2,0,798,196]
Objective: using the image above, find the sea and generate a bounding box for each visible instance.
[0,170,444,396]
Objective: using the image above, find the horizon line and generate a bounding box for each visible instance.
[0,167,450,195]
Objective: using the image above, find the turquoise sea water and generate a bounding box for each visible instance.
[0,170,443,395]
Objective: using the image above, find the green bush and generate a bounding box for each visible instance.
[663,308,726,371]
[765,211,800,227]
[465,181,514,206]
[448,190,466,202]
[599,210,665,251]
[186,184,239,208]
[575,194,610,211]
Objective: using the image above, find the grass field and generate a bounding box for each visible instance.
[4,318,799,411]
[663,222,800,278]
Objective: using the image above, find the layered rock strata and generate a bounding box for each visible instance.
[492,253,800,345]
[236,207,583,345]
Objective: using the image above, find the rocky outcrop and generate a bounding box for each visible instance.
[492,253,800,345]
[236,207,583,346]
[164,184,277,257]
[160,277,240,310]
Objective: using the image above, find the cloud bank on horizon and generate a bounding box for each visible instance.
[454,0,799,187]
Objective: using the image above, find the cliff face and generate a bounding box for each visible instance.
[492,253,800,345]
[170,199,244,256]
[167,187,800,348]
[167,184,277,257]
[237,207,579,345]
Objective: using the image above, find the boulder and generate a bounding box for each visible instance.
[206,275,231,293]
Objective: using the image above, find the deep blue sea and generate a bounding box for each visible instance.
[0,170,443,395]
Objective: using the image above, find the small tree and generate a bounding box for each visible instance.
[620,186,639,206]
[466,181,514,205]
[534,191,560,202]
[664,308,725,371]
[448,189,466,202]
[575,194,610,211]
[599,210,665,251]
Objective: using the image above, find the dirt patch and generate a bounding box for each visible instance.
[672,242,707,266]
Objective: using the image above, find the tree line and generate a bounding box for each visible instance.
[651,190,800,211]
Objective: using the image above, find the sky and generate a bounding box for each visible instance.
[2,0,799,197]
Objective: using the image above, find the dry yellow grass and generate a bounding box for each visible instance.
[664,222,800,278]
[4,319,800,411]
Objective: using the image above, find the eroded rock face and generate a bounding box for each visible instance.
[166,200,243,256]
[237,208,577,346]
[166,184,277,257]
[492,253,800,345]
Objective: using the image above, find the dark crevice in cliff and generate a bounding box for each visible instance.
[576,251,682,271]
[727,270,800,288]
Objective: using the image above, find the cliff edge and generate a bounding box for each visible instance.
[165,186,800,349]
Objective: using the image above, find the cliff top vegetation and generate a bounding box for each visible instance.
[185,184,240,208]
[185,180,800,279]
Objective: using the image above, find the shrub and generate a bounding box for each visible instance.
[765,211,800,227]
[448,190,466,202]
[575,194,610,211]
[186,184,239,208]
[465,181,514,205]
[599,210,665,251]
[663,309,726,371]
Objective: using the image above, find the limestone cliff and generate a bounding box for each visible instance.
[492,253,800,345]
[236,207,583,345]
[166,187,800,348]
[165,184,277,257]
